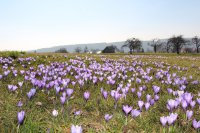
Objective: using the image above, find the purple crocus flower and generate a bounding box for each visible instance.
[183,92,193,104]
[8,85,13,91]
[131,109,141,118]
[12,85,18,91]
[193,119,200,129]
[137,91,142,99]
[114,91,121,101]
[154,95,159,101]
[104,114,113,122]
[27,88,36,99]
[146,94,151,102]
[167,113,178,125]
[138,100,144,110]
[84,91,90,101]
[123,105,132,116]
[102,91,108,99]
[17,101,23,107]
[150,99,155,105]
[55,86,60,94]
[190,101,196,108]
[181,100,188,110]
[18,82,23,87]
[71,125,82,133]
[71,81,76,86]
[30,88,36,96]
[60,96,66,105]
[152,85,160,94]
[27,91,33,99]
[160,116,167,126]
[66,88,74,97]
[186,110,193,120]
[18,111,25,125]
[167,99,176,111]
[197,98,200,105]
[74,110,81,116]
[145,102,150,110]
[131,88,135,93]
[136,78,141,83]
[167,88,173,94]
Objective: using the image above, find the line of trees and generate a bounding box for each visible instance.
[123,35,200,54]
[54,35,200,54]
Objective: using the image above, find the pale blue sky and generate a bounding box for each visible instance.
[0,0,200,51]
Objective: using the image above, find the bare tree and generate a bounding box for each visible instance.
[192,36,200,53]
[122,38,142,54]
[55,48,68,53]
[84,46,89,53]
[148,39,162,53]
[165,41,172,53]
[74,47,82,53]
[167,35,187,54]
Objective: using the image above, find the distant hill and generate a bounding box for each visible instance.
[29,40,170,53]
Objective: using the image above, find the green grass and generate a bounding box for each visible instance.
[0,53,200,133]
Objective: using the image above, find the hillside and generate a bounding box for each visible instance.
[30,41,154,53]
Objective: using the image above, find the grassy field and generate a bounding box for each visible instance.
[0,52,200,133]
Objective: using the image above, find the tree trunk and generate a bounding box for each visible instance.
[197,46,199,53]
[130,49,133,54]
[177,47,179,54]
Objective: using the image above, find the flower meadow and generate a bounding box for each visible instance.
[0,53,200,132]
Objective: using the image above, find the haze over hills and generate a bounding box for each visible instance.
[30,41,155,53]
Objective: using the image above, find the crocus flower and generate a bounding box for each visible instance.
[153,85,160,94]
[197,98,200,105]
[183,92,193,104]
[181,100,188,110]
[167,113,178,125]
[137,92,142,99]
[27,88,36,99]
[131,109,141,118]
[138,100,144,110]
[18,111,25,125]
[17,101,23,107]
[146,94,151,102]
[114,91,121,101]
[186,110,193,120]
[104,114,113,122]
[193,119,200,129]
[8,85,13,91]
[122,105,132,116]
[136,78,141,83]
[12,85,18,91]
[71,125,82,133]
[60,96,66,105]
[167,88,173,94]
[150,99,155,105]
[55,86,60,94]
[167,99,176,111]
[154,95,159,101]
[30,88,36,95]
[66,88,74,97]
[131,88,135,93]
[160,116,167,126]
[190,101,196,108]
[74,110,81,116]
[84,91,90,101]
[102,91,108,99]
[52,109,58,117]
[145,102,150,110]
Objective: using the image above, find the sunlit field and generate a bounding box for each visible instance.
[0,52,200,132]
